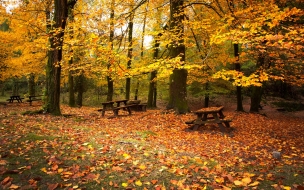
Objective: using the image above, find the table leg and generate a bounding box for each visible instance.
[212,113,226,133]
[218,110,225,119]
[102,105,106,116]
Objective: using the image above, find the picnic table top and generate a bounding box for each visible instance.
[193,106,224,114]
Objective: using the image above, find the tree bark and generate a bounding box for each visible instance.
[167,0,188,114]
[76,72,84,107]
[125,12,134,100]
[45,0,77,115]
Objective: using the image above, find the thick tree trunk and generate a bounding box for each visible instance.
[250,86,263,112]
[125,13,134,100]
[45,0,76,115]
[28,74,35,96]
[234,44,244,112]
[167,0,188,114]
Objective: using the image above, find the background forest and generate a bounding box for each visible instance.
[0,0,303,114]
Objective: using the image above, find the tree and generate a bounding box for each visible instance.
[167,0,188,114]
[45,0,77,115]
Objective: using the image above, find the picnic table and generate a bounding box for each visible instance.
[185,106,232,133]
[99,99,132,116]
[7,95,24,103]
[26,95,43,106]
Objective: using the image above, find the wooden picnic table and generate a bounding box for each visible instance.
[99,99,131,116]
[7,95,24,103]
[185,106,232,133]
[26,95,43,106]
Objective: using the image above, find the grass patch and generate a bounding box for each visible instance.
[272,101,304,111]
[21,109,44,115]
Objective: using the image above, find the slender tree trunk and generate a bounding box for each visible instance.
[68,6,75,107]
[167,0,188,114]
[76,72,84,107]
[107,0,115,101]
[28,74,35,96]
[68,71,75,107]
[12,78,18,96]
[125,12,134,100]
[148,33,160,108]
[204,82,209,107]
[234,44,244,112]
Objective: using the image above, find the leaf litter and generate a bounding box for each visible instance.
[0,104,303,189]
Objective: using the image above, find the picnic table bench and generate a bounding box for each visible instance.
[6,95,24,103]
[98,99,133,116]
[26,95,43,106]
[126,100,147,111]
[185,106,232,133]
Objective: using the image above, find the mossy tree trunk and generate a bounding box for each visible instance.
[167,0,188,114]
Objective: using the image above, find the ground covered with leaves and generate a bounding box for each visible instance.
[0,103,304,190]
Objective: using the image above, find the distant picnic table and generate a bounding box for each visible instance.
[185,106,232,133]
[98,99,147,116]
[7,95,24,103]
[26,95,43,106]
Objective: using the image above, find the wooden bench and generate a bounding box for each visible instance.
[26,95,42,106]
[126,100,147,111]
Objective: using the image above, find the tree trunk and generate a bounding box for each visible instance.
[45,0,77,115]
[234,44,244,112]
[148,33,160,108]
[250,52,266,112]
[167,0,188,114]
[68,4,75,107]
[28,74,35,96]
[250,86,263,112]
[125,12,134,100]
[148,71,157,107]
[12,78,18,96]
[107,0,115,101]
[68,71,75,107]
[76,73,84,107]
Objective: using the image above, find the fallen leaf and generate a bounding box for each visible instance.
[248,181,260,187]
[135,180,142,186]
[47,183,58,190]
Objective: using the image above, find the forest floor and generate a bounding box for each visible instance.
[0,97,304,190]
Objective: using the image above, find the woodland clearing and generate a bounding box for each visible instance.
[0,98,303,190]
